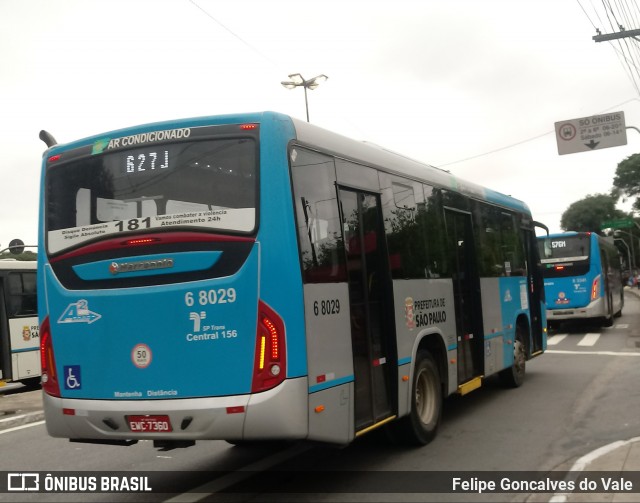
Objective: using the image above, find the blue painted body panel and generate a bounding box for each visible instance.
[38,112,307,401]
[498,276,530,368]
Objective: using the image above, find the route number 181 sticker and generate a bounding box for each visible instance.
[132,343,152,368]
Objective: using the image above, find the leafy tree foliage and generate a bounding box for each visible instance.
[560,193,628,233]
[0,251,36,261]
[613,153,640,211]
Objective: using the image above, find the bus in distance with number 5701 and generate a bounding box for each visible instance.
[538,231,623,327]
[37,111,547,449]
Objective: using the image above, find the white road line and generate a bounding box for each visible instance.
[164,442,312,503]
[549,436,640,502]
[546,349,640,356]
[0,420,45,435]
[577,333,600,346]
[547,334,568,346]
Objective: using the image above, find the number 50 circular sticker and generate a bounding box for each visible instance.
[132,343,152,368]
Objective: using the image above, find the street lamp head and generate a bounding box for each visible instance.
[281,72,328,122]
[306,74,328,90]
[286,73,304,85]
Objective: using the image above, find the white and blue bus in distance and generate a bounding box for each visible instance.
[0,260,40,387]
[538,232,624,327]
[37,112,547,448]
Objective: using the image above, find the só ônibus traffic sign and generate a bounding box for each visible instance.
[555,111,627,155]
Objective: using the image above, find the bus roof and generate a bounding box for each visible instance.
[541,231,594,239]
[290,116,530,214]
[42,111,531,215]
[0,260,36,270]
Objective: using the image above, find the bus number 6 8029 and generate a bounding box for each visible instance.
[313,299,340,316]
[185,288,237,307]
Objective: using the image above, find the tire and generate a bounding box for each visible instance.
[601,292,614,327]
[19,377,41,389]
[615,291,624,318]
[388,351,442,446]
[499,322,527,388]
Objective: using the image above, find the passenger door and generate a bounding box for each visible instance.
[522,228,545,354]
[445,209,484,384]
[339,188,396,432]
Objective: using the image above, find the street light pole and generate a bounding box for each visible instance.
[303,85,309,123]
[614,238,632,275]
[614,229,637,272]
[281,73,328,122]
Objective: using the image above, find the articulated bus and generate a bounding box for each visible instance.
[0,260,40,387]
[538,232,624,327]
[38,112,547,448]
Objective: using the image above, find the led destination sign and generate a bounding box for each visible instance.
[125,149,170,174]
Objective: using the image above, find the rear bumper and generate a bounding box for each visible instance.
[546,297,605,321]
[43,377,308,442]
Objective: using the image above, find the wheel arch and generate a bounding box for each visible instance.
[515,313,531,358]
[413,330,448,397]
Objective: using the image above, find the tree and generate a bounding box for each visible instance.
[560,193,628,232]
[613,153,640,211]
[0,251,36,261]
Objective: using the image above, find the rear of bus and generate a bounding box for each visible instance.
[37,112,308,444]
[538,232,604,324]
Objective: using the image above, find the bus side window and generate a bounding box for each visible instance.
[290,147,347,283]
[7,272,37,317]
[476,204,525,277]
[380,174,447,280]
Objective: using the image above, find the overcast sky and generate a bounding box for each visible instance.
[2,0,640,250]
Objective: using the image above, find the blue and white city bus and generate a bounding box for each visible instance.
[38,112,547,448]
[0,259,40,387]
[538,231,624,327]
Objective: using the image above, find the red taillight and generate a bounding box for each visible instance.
[48,154,61,163]
[251,301,286,393]
[240,124,258,130]
[555,265,565,271]
[591,275,601,301]
[39,317,61,397]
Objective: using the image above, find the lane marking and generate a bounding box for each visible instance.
[0,420,45,435]
[164,442,312,502]
[547,349,640,356]
[547,334,567,346]
[549,436,640,502]
[577,333,600,347]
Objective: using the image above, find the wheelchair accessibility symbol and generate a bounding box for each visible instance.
[63,365,82,390]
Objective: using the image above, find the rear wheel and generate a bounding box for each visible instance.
[615,290,624,318]
[499,322,527,388]
[388,351,442,446]
[19,377,41,389]
[601,292,614,327]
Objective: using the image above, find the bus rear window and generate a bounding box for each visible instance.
[46,138,257,254]
[538,234,591,278]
